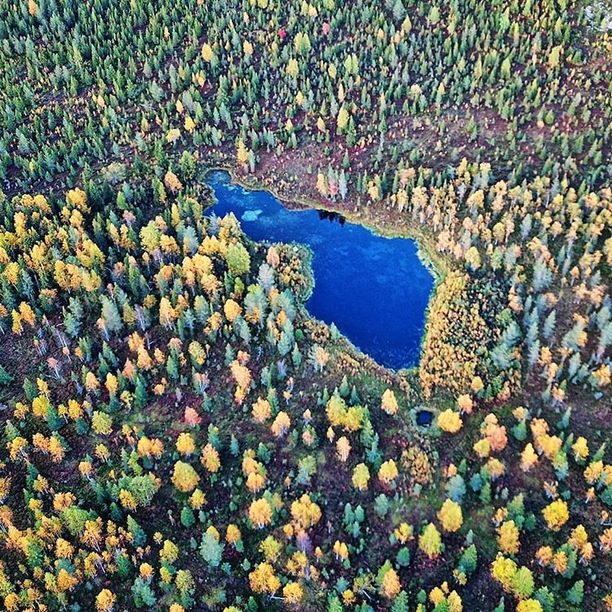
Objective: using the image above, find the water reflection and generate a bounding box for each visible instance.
[206,171,434,370]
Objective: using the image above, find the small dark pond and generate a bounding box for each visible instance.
[416,410,434,427]
[207,171,434,369]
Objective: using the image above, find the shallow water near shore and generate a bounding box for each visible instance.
[207,170,434,369]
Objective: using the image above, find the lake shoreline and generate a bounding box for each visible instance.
[202,164,451,283]
[204,167,436,374]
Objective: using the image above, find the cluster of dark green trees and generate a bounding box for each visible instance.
[0,0,609,197]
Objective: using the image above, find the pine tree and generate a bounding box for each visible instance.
[100,296,123,334]
[0,364,13,386]
[200,531,224,567]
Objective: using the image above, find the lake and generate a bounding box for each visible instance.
[206,171,434,370]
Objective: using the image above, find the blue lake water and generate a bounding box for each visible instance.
[206,171,434,369]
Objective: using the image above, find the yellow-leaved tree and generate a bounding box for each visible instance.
[249,498,273,528]
[438,409,463,433]
[352,463,370,491]
[520,443,538,472]
[290,494,321,530]
[176,433,195,456]
[542,500,569,531]
[336,105,350,134]
[437,498,463,533]
[201,443,221,473]
[252,397,271,423]
[201,43,214,62]
[381,389,398,415]
[249,562,280,594]
[171,461,200,493]
[283,582,304,604]
[236,139,249,168]
[381,567,401,598]
[378,459,399,485]
[95,589,116,612]
[497,520,520,555]
[336,436,351,462]
[419,523,442,559]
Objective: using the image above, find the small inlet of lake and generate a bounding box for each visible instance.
[206,171,434,370]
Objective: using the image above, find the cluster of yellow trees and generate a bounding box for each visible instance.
[0,177,481,609]
[0,181,331,609]
[392,160,612,462]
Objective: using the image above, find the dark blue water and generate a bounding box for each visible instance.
[206,171,434,369]
[416,410,434,427]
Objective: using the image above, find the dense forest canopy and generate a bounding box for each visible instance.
[0,0,610,193]
[0,0,610,611]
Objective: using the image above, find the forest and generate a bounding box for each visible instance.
[0,0,610,610]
